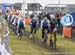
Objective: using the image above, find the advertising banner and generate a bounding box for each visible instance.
[61,13,75,26]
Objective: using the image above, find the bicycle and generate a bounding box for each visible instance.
[30,26,37,43]
[50,28,57,49]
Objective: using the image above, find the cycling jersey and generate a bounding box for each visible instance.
[50,19,57,33]
[41,20,50,29]
[30,19,37,28]
[19,20,24,29]
[42,20,48,27]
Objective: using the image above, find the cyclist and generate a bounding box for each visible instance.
[41,16,50,43]
[30,16,38,39]
[12,16,18,35]
[50,15,57,49]
[18,16,25,40]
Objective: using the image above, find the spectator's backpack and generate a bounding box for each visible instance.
[42,20,48,27]
[19,20,24,29]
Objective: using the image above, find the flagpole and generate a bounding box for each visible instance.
[21,0,26,18]
[59,0,61,18]
[59,0,61,13]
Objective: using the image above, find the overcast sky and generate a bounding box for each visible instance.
[0,0,75,7]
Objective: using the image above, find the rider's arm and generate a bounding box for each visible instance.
[30,19,32,25]
[17,19,20,28]
[23,20,26,28]
[7,15,10,21]
[41,20,43,29]
[30,20,32,28]
[47,20,50,26]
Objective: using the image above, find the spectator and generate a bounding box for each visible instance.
[3,24,10,52]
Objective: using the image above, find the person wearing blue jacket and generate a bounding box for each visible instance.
[41,16,50,41]
[30,16,38,39]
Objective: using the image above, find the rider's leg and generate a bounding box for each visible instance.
[30,28,33,39]
[34,28,36,37]
[42,27,45,42]
[50,30,53,48]
[18,29,21,39]
[44,27,48,43]
[53,32,56,49]
[20,29,23,40]
[17,28,19,37]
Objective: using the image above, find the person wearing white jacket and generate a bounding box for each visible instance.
[3,26,10,52]
[41,17,50,41]
[0,41,11,55]
[0,18,11,55]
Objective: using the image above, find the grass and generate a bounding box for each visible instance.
[10,25,75,55]
[10,30,52,55]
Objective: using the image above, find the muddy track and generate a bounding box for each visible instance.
[23,30,66,55]
[9,26,66,55]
